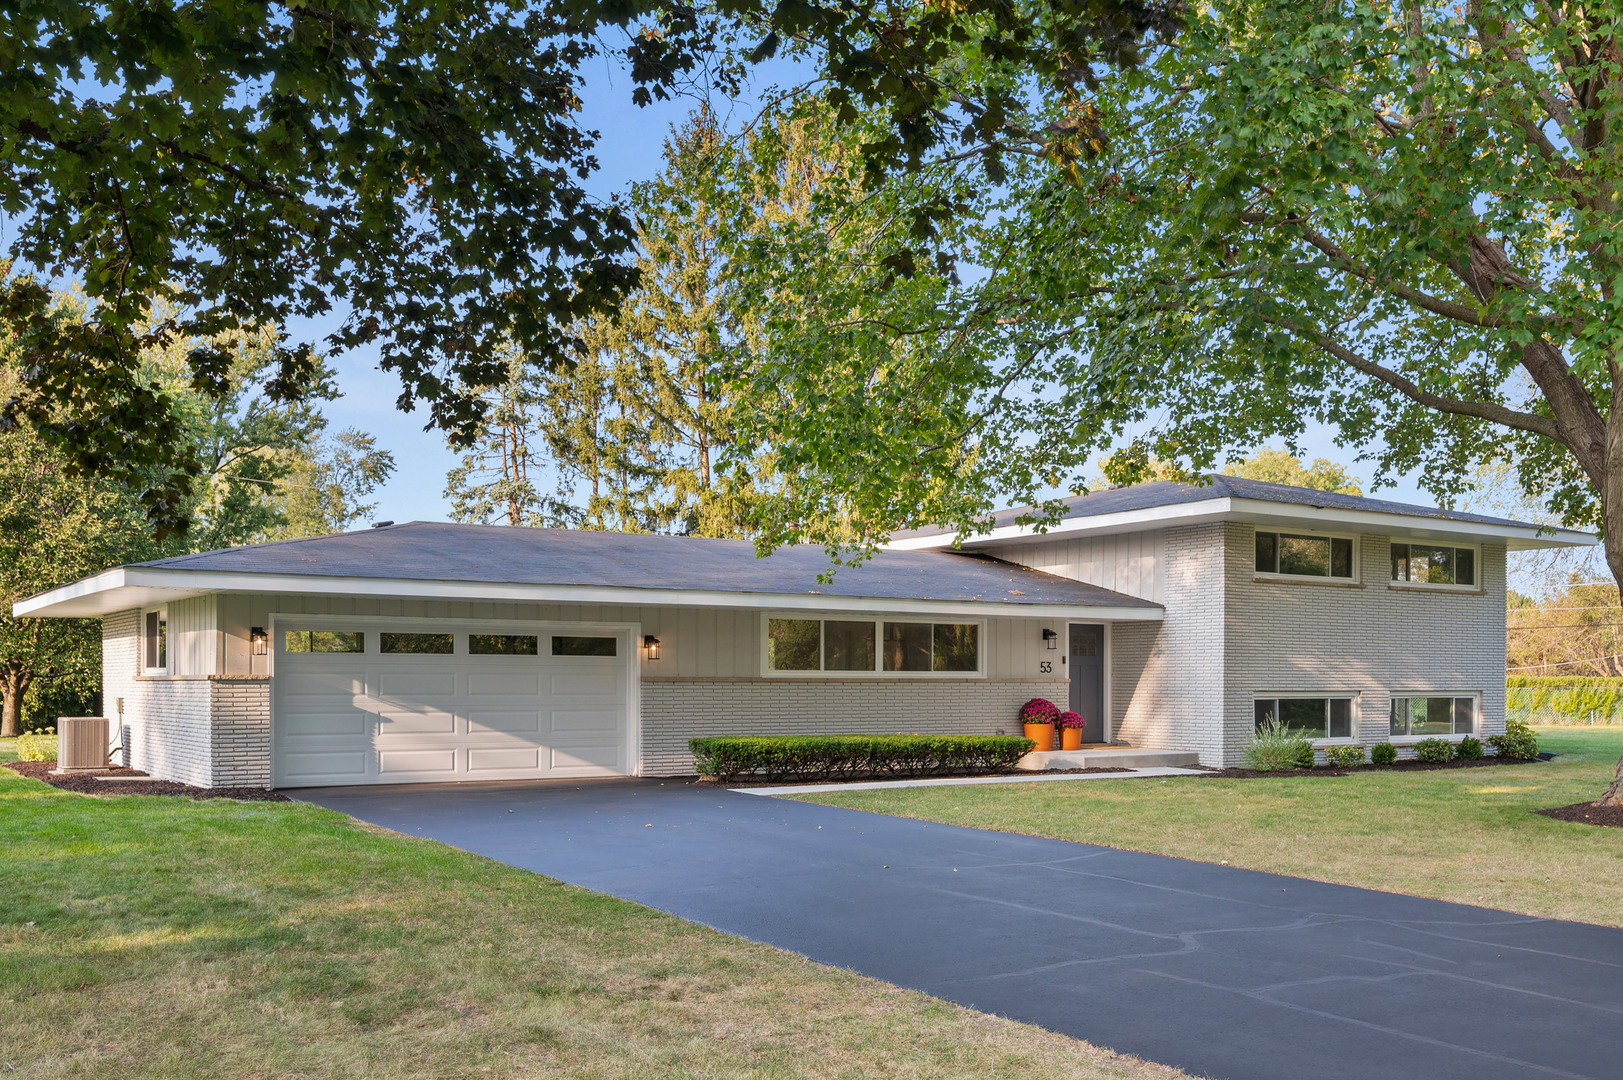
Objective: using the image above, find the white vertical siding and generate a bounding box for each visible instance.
[982,530,1165,603]
[167,594,218,676]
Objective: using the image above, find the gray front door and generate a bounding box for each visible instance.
[1069,625,1104,743]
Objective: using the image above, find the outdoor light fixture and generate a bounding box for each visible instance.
[250,627,269,656]
[1042,628,1058,650]
[643,635,662,661]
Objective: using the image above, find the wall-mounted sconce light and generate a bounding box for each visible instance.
[643,634,662,661]
[1042,628,1058,650]
[250,627,269,656]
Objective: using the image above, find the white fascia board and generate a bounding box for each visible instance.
[15,566,1165,622]
[1222,499,1596,550]
[884,499,1233,550]
[884,495,1594,552]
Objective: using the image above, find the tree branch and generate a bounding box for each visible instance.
[1268,315,1565,442]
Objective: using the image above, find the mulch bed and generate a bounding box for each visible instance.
[1196,756,1542,780]
[1535,802,1623,829]
[5,760,289,801]
[703,766,1137,789]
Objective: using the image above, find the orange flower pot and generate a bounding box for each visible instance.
[1022,722,1055,752]
[1060,727,1082,751]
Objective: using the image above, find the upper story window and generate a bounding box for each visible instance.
[143,608,168,672]
[1390,543,1476,588]
[1254,531,1355,581]
[766,616,981,675]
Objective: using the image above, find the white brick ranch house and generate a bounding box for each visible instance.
[16,477,1592,788]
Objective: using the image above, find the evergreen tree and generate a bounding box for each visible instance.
[445,108,773,538]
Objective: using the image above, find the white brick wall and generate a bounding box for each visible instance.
[642,678,1069,774]
[103,610,273,788]
[1221,523,1506,765]
[209,679,271,787]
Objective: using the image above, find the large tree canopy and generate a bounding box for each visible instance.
[712,0,1623,797]
[0,0,1174,537]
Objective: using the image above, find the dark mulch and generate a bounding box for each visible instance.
[703,766,1136,789]
[1197,756,1542,780]
[1535,801,1623,829]
[5,760,288,801]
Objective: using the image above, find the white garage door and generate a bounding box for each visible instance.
[272,622,634,787]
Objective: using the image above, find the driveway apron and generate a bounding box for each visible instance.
[298,779,1623,1080]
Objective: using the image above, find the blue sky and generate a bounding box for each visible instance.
[306,67,1443,530]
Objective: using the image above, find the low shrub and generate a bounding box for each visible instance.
[1412,738,1455,764]
[1370,742,1398,766]
[1455,736,1484,760]
[1056,711,1083,729]
[1243,720,1315,771]
[1018,698,1059,725]
[688,734,1037,783]
[1322,744,1364,768]
[15,732,58,762]
[1488,717,1540,760]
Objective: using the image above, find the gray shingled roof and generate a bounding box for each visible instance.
[135,522,1159,609]
[894,475,1548,540]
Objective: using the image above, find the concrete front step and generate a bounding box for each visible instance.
[1017,747,1202,771]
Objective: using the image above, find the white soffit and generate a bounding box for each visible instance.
[888,496,1594,553]
[13,567,1165,622]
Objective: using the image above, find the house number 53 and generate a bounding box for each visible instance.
[1039,661,1053,674]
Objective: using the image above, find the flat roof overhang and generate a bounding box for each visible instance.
[885,496,1597,552]
[14,567,1166,622]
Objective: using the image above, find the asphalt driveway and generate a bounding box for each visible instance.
[299,779,1623,1080]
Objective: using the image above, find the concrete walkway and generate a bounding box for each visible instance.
[298,778,1623,1080]
[737,766,1206,795]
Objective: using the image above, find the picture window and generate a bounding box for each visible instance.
[1253,697,1354,741]
[1255,532,1355,580]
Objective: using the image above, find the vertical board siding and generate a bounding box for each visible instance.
[982,530,1165,603]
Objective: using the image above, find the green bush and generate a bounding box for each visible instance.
[1455,736,1484,760]
[15,732,58,762]
[1243,720,1314,771]
[1488,718,1540,760]
[687,735,1037,782]
[1322,744,1364,768]
[1412,738,1455,764]
[1369,742,1398,766]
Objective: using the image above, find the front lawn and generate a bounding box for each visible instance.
[0,743,1182,1080]
[793,728,1623,928]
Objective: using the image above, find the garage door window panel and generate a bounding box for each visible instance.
[283,630,364,653]
[470,634,540,656]
[552,636,618,657]
[380,632,454,654]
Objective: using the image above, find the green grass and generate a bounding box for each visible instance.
[793,728,1623,928]
[0,742,1184,1080]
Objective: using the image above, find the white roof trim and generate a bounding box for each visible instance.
[13,567,1164,622]
[886,496,1595,552]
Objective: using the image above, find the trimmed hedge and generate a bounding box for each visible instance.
[1506,676,1623,724]
[688,735,1037,783]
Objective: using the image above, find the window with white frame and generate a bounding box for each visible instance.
[143,608,168,672]
[1390,543,1477,587]
[1253,696,1354,741]
[766,617,980,674]
[1389,696,1476,737]
[1254,531,1356,580]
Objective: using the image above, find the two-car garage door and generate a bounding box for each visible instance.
[272,621,634,788]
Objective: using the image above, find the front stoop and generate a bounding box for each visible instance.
[1018,746,1201,771]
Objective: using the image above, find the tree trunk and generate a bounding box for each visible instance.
[1595,406,1623,806]
[0,674,22,739]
